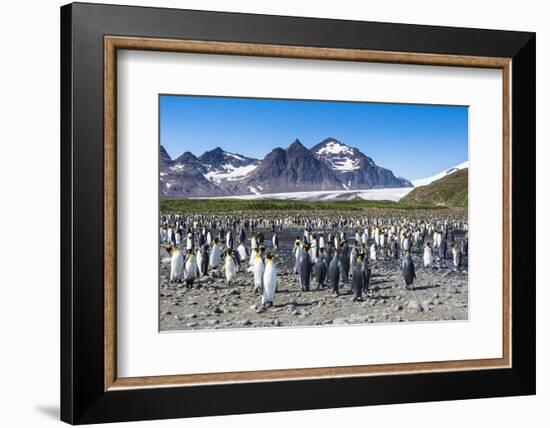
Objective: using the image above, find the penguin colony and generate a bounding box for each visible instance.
[160,209,468,330]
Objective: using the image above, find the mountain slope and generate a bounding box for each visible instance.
[160,145,174,169]
[311,138,412,189]
[400,168,468,207]
[245,139,342,193]
[412,161,469,187]
[160,138,416,198]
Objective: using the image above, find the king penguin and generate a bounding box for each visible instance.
[262,253,277,307]
[351,254,365,301]
[168,245,184,283]
[183,249,198,288]
[423,242,433,268]
[197,244,209,277]
[402,250,416,290]
[253,247,265,293]
[314,247,327,289]
[328,250,341,296]
[225,248,238,285]
[299,244,312,291]
[339,241,351,285]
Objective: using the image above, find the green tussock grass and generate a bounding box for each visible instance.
[400,169,468,208]
[160,198,441,213]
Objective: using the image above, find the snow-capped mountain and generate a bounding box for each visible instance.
[198,147,260,184]
[412,161,469,187]
[311,138,412,190]
[160,139,413,198]
[244,139,343,194]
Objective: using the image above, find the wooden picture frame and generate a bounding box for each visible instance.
[61,2,535,424]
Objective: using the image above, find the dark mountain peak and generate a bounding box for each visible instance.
[160,145,172,160]
[160,145,173,168]
[287,139,308,153]
[199,147,258,171]
[174,151,200,163]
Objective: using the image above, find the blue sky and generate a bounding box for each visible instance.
[160,95,468,180]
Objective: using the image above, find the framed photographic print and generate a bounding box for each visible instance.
[60,2,536,424]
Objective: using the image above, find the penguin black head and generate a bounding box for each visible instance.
[186,249,193,254]
[266,252,274,261]
[259,245,266,253]
[226,248,233,256]
[304,244,311,251]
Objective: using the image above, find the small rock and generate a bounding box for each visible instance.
[333,318,349,325]
[406,300,423,312]
[240,319,253,326]
[207,319,219,326]
[186,313,197,319]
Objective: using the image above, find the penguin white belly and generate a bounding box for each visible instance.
[209,245,221,268]
[452,248,459,266]
[237,244,247,262]
[197,251,204,275]
[253,257,264,291]
[225,257,237,283]
[294,249,302,273]
[170,251,184,281]
[370,245,377,261]
[184,258,197,280]
[249,249,257,266]
[262,262,277,305]
[423,248,433,267]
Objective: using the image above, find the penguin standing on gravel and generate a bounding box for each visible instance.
[452,243,463,268]
[238,227,246,245]
[197,244,209,277]
[369,242,377,261]
[328,250,341,296]
[363,256,372,294]
[293,238,303,274]
[271,232,279,251]
[351,254,365,301]
[423,242,433,268]
[209,238,223,269]
[224,248,238,285]
[261,253,277,307]
[237,241,248,264]
[438,237,448,266]
[183,249,198,288]
[314,247,327,289]
[402,250,416,290]
[299,244,312,291]
[166,245,184,283]
[339,241,351,285]
[253,246,265,293]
